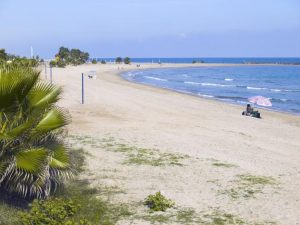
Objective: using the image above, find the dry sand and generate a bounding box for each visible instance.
[43,63,300,225]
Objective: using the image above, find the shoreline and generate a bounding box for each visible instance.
[113,63,300,118]
[118,66,300,117]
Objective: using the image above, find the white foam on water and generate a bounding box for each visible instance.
[144,76,168,82]
[247,86,267,90]
[271,89,281,92]
[184,81,201,85]
[225,78,234,81]
[198,94,214,98]
[201,83,233,87]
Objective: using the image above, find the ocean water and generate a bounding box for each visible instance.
[98,57,300,64]
[122,66,300,114]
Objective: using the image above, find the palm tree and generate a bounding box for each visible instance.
[0,64,72,199]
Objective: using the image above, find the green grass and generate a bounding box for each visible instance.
[69,135,189,167]
[203,210,245,225]
[133,208,276,225]
[102,139,189,167]
[52,148,133,224]
[220,174,278,199]
[212,162,237,168]
[138,213,175,224]
[176,208,204,224]
[238,174,277,185]
[0,201,22,225]
[0,148,133,225]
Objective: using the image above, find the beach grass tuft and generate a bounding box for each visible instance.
[212,162,237,168]
[220,174,278,199]
[69,135,189,166]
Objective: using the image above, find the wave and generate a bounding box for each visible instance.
[184,82,234,87]
[270,89,281,92]
[225,78,234,81]
[201,83,234,87]
[184,81,201,85]
[144,76,168,82]
[247,86,268,90]
[197,93,214,98]
[246,86,300,93]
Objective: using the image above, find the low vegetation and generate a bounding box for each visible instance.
[212,162,237,168]
[69,135,189,166]
[0,147,133,224]
[115,57,122,64]
[220,174,278,199]
[0,48,40,67]
[124,57,131,64]
[144,192,175,212]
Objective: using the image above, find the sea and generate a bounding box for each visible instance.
[97,57,300,65]
[119,58,300,114]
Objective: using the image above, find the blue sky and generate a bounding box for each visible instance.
[1,0,300,58]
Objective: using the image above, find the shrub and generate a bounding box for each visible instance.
[92,59,97,64]
[144,192,175,211]
[101,60,106,64]
[115,57,122,64]
[0,49,8,61]
[57,59,67,68]
[18,198,91,225]
[50,60,57,67]
[124,57,131,64]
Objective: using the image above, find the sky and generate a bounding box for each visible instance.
[0,0,300,58]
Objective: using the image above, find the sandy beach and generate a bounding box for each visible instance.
[45,63,300,225]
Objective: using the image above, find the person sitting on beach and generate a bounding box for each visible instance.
[242,104,261,118]
[242,104,253,116]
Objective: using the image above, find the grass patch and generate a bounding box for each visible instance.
[238,174,277,185]
[202,210,245,225]
[220,174,278,199]
[176,208,204,224]
[212,162,237,168]
[134,208,275,225]
[138,213,175,224]
[0,201,22,224]
[0,147,133,225]
[69,135,189,167]
[104,140,189,167]
[50,148,133,224]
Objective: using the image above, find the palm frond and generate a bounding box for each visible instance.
[15,148,48,173]
[32,108,71,136]
[49,144,70,169]
[28,82,62,109]
[0,65,39,111]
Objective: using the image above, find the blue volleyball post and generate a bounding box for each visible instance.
[81,73,84,104]
[50,65,52,83]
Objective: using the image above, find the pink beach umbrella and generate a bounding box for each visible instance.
[248,96,272,107]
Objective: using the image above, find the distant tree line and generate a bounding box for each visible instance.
[0,48,40,67]
[50,47,89,67]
